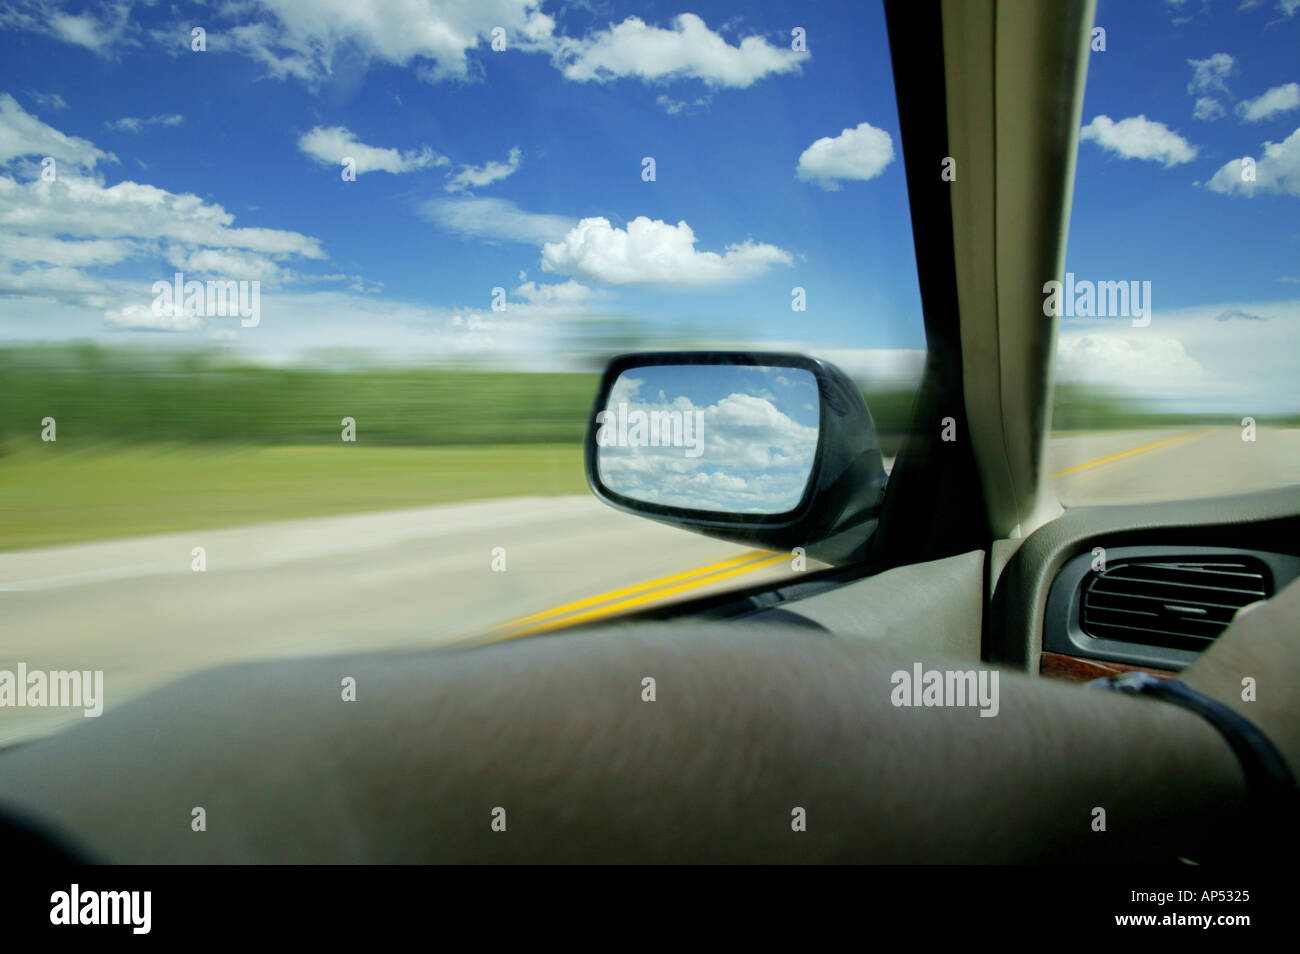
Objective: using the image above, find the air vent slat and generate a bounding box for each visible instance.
[1081,595,1242,616]
[1082,620,1219,644]
[1090,599,1246,614]
[1079,556,1270,653]
[1087,608,1225,630]
[1085,608,1226,636]
[1096,575,1265,598]
[1086,595,1237,616]
[1124,561,1261,575]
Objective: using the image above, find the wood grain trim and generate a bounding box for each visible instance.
[1039,652,1177,682]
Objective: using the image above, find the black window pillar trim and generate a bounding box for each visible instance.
[872,0,992,573]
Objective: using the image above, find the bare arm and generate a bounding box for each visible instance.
[2,579,1295,863]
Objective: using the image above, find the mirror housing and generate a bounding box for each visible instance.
[584,352,887,564]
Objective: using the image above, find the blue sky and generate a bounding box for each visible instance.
[1061,0,1299,410]
[0,1,920,365]
[0,0,1296,409]
[1069,0,1298,303]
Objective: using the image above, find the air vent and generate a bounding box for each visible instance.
[1081,558,1270,652]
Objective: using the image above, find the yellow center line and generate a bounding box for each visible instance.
[1051,429,1211,478]
[483,551,792,644]
[493,551,772,631]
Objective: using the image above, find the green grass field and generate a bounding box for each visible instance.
[0,442,586,551]
[0,346,603,549]
[0,346,599,447]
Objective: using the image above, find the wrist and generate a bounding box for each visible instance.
[1094,672,1296,861]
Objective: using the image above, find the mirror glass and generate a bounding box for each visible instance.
[594,364,820,514]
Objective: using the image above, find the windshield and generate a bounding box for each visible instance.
[1051,0,1299,506]
[0,1,924,739]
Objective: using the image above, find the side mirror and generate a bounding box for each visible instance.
[584,351,887,564]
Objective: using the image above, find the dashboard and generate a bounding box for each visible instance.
[990,485,1300,680]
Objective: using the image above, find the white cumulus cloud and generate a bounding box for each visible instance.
[795,121,895,190]
[1187,53,1236,95]
[299,125,446,175]
[1205,126,1300,196]
[0,97,329,321]
[104,301,206,332]
[1056,333,1207,390]
[0,174,325,259]
[1056,299,1300,412]
[1193,97,1225,121]
[1079,114,1197,166]
[444,147,521,192]
[0,1,138,55]
[0,93,115,170]
[105,114,185,133]
[0,233,134,268]
[540,216,792,287]
[164,246,290,285]
[25,90,69,111]
[192,0,557,85]
[554,13,805,87]
[513,279,598,304]
[1236,82,1300,122]
[420,196,573,245]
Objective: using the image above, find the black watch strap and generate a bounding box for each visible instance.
[1092,671,1299,848]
